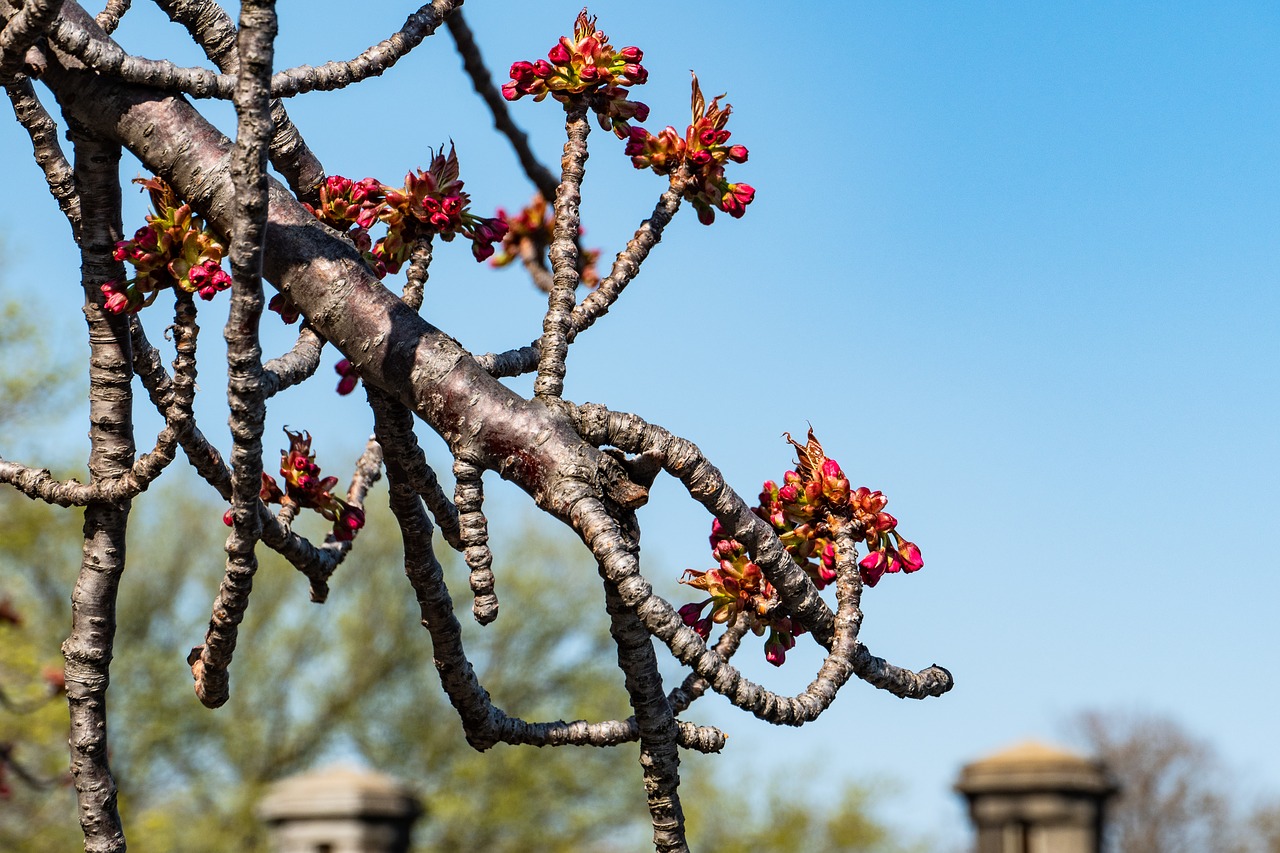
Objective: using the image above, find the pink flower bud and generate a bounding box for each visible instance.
[471,240,495,262]
[548,42,571,65]
[501,81,521,101]
[690,149,712,166]
[678,601,705,627]
[728,145,749,163]
[876,512,897,532]
[898,541,924,573]
[778,483,799,503]
[579,64,599,81]
[633,101,650,122]
[619,46,643,62]
[510,60,534,80]
[222,507,234,526]
[858,552,887,587]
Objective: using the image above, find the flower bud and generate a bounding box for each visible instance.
[898,541,924,573]
[548,42,571,65]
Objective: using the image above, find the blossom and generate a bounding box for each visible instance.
[305,175,385,231]
[103,176,230,314]
[503,9,649,138]
[249,429,366,543]
[684,429,925,664]
[489,195,602,291]
[375,146,507,269]
[626,74,755,225]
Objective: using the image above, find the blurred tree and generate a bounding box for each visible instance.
[1070,710,1279,853]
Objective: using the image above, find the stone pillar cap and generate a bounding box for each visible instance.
[257,765,423,822]
[955,740,1119,797]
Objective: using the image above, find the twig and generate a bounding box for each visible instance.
[4,77,80,239]
[452,457,497,625]
[446,9,558,201]
[48,0,462,101]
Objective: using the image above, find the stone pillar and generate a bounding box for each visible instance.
[955,740,1118,853]
[258,766,423,853]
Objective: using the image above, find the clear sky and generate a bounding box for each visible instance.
[3,2,1278,847]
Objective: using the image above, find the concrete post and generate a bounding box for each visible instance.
[258,766,423,853]
[955,740,1118,853]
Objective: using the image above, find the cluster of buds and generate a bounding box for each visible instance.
[306,175,384,232]
[226,429,365,542]
[490,194,601,291]
[374,146,508,271]
[625,75,755,225]
[679,519,807,666]
[295,149,506,295]
[102,177,231,314]
[680,430,924,666]
[502,9,650,138]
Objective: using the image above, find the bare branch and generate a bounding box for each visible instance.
[446,9,558,201]
[453,456,497,624]
[153,0,323,198]
[0,0,64,79]
[63,128,130,853]
[479,181,686,378]
[194,0,276,708]
[46,0,461,101]
[94,0,127,34]
[4,77,80,239]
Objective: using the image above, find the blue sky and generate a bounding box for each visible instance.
[4,2,1278,846]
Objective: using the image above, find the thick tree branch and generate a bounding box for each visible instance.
[63,128,129,853]
[152,0,323,199]
[0,0,64,79]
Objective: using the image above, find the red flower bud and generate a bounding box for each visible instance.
[619,46,643,62]
[898,541,924,573]
[859,552,887,587]
[548,42,571,65]
[678,601,705,627]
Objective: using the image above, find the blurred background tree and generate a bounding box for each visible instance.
[1069,710,1280,853]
